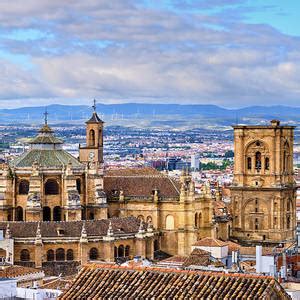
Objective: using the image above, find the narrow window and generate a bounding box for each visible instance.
[255,152,261,170]
[265,157,270,170]
[47,250,54,261]
[247,157,252,170]
[76,179,81,194]
[66,249,74,261]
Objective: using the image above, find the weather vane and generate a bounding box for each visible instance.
[92,99,97,112]
[44,108,49,125]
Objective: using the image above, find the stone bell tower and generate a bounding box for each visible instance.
[230,120,296,245]
[79,100,104,164]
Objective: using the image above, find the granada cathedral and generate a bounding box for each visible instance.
[0,104,296,275]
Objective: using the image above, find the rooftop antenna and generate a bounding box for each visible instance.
[92,99,97,112]
[44,108,49,125]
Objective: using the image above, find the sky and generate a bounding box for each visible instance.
[0,0,300,108]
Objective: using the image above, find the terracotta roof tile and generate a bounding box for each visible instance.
[193,237,228,247]
[0,265,43,279]
[0,217,144,238]
[104,168,180,198]
[59,265,290,299]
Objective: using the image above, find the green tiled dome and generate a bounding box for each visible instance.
[10,149,83,168]
[10,123,83,169]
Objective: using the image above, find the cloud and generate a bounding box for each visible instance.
[0,0,299,107]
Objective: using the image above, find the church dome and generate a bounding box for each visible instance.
[10,123,83,169]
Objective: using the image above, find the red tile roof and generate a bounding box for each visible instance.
[0,265,43,279]
[193,237,228,247]
[59,265,290,299]
[0,217,145,238]
[104,168,180,198]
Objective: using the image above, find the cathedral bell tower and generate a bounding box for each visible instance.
[79,100,104,164]
[230,120,297,245]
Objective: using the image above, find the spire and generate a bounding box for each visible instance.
[44,108,49,125]
[86,99,104,124]
[35,222,42,245]
[147,221,153,233]
[81,221,87,239]
[92,99,97,112]
[36,222,41,238]
[107,221,114,236]
[138,220,145,234]
[6,223,11,239]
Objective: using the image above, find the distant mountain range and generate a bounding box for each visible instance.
[0,103,299,128]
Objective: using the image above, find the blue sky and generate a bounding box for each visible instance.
[0,0,299,108]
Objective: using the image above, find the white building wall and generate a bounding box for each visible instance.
[0,279,17,298]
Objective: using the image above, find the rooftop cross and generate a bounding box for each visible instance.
[92,99,97,112]
[44,108,49,125]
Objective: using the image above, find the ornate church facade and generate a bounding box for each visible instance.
[0,106,230,272]
[230,120,297,245]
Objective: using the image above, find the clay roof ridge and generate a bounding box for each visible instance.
[80,264,275,280]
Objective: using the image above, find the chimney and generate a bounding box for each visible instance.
[256,245,262,273]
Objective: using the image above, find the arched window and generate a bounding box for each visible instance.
[146,216,152,223]
[137,215,144,221]
[47,249,54,261]
[53,206,62,221]
[255,152,261,170]
[125,245,130,257]
[19,180,29,195]
[265,157,270,170]
[165,215,174,230]
[45,179,59,195]
[76,179,81,194]
[56,248,65,261]
[118,245,124,257]
[89,248,98,260]
[20,249,30,261]
[195,213,198,227]
[287,216,291,229]
[15,206,23,221]
[89,129,95,146]
[114,246,118,258]
[43,206,51,221]
[66,249,74,261]
[247,157,252,170]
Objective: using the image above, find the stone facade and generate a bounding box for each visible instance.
[230,120,297,245]
[0,108,231,271]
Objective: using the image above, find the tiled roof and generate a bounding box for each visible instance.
[0,265,43,279]
[59,265,290,299]
[86,112,104,124]
[157,249,211,269]
[227,241,241,254]
[10,149,83,168]
[193,237,228,247]
[104,168,180,198]
[106,167,160,176]
[41,275,75,290]
[0,217,144,238]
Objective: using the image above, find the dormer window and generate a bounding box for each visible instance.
[57,228,65,236]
